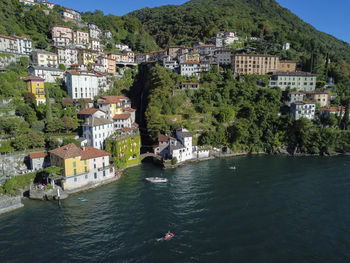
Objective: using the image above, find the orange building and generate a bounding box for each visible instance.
[277,60,298,72]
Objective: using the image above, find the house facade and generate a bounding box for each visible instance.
[29,152,47,171]
[0,35,18,53]
[82,117,114,149]
[23,76,46,104]
[49,143,115,191]
[214,49,232,65]
[28,66,64,83]
[180,61,201,77]
[291,101,315,120]
[277,60,298,72]
[233,54,279,75]
[306,90,330,107]
[31,49,58,68]
[269,71,317,91]
[74,30,89,47]
[55,47,78,67]
[286,91,305,107]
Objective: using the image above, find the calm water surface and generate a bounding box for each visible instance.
[1,156,350,262]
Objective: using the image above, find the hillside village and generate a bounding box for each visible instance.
[0,0,349,195]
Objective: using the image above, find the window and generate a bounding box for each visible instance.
[85,174,88,179]
[73,161,76,168]
[84,166,87,172]
[103,171,106,177]
[74,169,77,175]
[74,178,77,182]
[94,173,97,179]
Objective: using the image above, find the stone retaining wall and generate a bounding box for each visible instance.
[0,195,23,215]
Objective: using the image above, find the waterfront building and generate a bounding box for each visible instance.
[269,71,317,91]
[290,101,315,120]
[31,49,58,68]
[233,54,279,75]
[153,128,193,163]
[180,61,201,77]
[82,117,114,149]
[105,128,141,169]
[28,65,64,83]
[49,143,114,191]
[29,152,47,171]
[23,76,46,104]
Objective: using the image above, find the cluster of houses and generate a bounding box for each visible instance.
[28,95,141,191]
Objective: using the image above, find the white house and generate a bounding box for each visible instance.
[55,47,78,67]
[89,39,101,51]
[0,35,18,53]
[31,49,58,68]
[66,70,110,100]
[180,61,201,77]
[28,66,65,83]
[14,36,32,55]
[291,101,315,120]
[113,113,132,129]
[286,91,305,107]
[88,23,102,40]
[115,43,130,51]
[175,128,193,162]
[102,30,112,39]
[82,117,114,149]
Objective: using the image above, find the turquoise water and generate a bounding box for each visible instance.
[1,156,350,262]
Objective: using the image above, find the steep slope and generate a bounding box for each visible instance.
[128,0,350,63]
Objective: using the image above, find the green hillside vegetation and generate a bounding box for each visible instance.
[130,63,350,154]
[129,0,350,72]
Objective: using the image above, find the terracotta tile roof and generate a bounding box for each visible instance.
[80,146,110,160]
[132,122,139,128]
[78,108,99,115]
[273,71,317,77]
[29,152,46,159]
[49,143,82,159]
[123,108,136,112]
[23,76,44,82]
[320,106,345,112]
[99,96,129,104]
[182,82,199,85]
[113,113,131,120]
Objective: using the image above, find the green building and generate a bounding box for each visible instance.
[105,128,141,169]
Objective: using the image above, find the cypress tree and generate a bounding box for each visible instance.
[45,87,53,123]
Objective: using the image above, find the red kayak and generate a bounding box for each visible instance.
[164,233,174,240]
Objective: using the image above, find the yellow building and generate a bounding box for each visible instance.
[277,60,298,72]
[23,76,46,104]
[97,96,131,119]
[77,49,97,67]
[49,143,113,190]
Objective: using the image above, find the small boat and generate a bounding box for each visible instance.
[229,166,236,170]
[164,233,175,240]
[145,177,168,183]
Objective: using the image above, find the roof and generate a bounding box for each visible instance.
[289,91,305,95]
[158,134,170,142]
[320,106,345,112]
[176,128,192,138]
[49,143,82,159]
[84,117,113,127]
[29,152,46,159]
[306,90,329,95]
[273,71,317,77]
[113,113,131,120]
[279,60,299,63]
[29,65,64,72]
[181,61,200,64]
[294,101,315,105]
[78,108,99,116]
[49,143,110,160]
[123,108,136,112]
[234,53,278,58]
[182,82,199,85]
[23,76,44,82]
[99,96,129,104]
[33,49,57,56]
[170,141,185,151]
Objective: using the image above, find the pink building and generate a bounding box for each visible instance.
[74,30,89,47]
[51,26,73,41]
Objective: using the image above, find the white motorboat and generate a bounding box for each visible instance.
[145,177,168,183]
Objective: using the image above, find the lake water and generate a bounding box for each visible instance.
[1,156,350,262]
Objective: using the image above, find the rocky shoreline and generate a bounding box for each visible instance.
[0,195,23,216]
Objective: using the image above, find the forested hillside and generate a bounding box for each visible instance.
[129,0,350,63]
